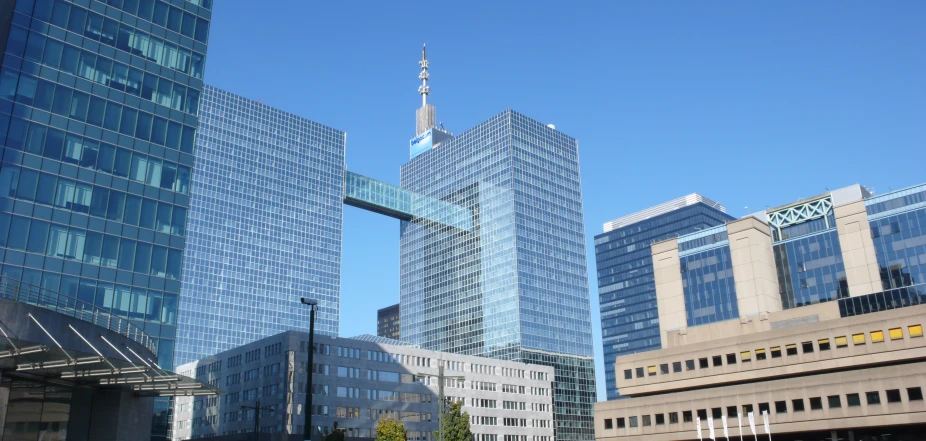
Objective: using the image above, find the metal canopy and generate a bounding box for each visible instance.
[0,313,218,397]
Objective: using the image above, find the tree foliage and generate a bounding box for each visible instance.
[376,417,408,441]
[441,401,472,441]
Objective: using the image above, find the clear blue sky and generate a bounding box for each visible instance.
[203,1,926,400]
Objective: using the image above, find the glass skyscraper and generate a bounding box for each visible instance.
[0,0,211,438]
[595,197,733,400]
[400,110,596,441]
[174,85,345,366]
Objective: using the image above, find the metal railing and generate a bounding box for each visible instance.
[0,276,157,354]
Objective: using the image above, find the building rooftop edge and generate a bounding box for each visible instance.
[602,194,727,233]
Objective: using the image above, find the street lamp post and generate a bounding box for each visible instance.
[419,361,464,441]
[241,400,273,441]
[301,298,319,441]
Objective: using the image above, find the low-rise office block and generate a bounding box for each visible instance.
[173,332,555,441]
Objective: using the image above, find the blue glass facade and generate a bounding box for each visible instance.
[399,110,596,441]
[175,85,345,366]
[772,210,848,309]
[0,0,211,438]
[678,227,738,327]
[867,184,926,290]
[595,203,733,400]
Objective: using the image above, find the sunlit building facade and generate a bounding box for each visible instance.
[400,110,597,441]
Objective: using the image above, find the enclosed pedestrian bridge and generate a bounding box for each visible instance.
[343,171,473,232]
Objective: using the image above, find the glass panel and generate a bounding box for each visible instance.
[135,241,152,275]
[118,239,136,271]
[123,194,142,226]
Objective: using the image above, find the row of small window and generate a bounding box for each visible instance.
[625,325,925,379]
[194,360,220,376]
[604,387,925,430]
[1,165,188,235]
[265,342,282,358]
[96,0,211,40]
[20,0,207,77]
[244,348,260,363]
[0,213,184,278]
[2,118,193,194]
[1,73,198,153]
[13,27,202,116]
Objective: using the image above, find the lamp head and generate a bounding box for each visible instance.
[300,298,318,306]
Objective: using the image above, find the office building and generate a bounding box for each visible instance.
[0,0,213,438]
[595,195,734,400]
[1,274,216,441]
[595,183,926,441]
[173,331,555,441]
[175,85,346,367]
[378,303,400,341]
[399,49,596,441]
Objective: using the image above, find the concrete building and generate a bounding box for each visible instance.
[173,332,555,441]
[595,183,926,440]
[377,304,400,341]
[595,195,734,399]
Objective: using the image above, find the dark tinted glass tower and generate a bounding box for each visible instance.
[377,303,400,340]
[595,196,734,400]
[401,110,597,441]
[0,0,212,438]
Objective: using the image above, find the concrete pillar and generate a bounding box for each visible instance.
[834,200,882,296]
[727,217,781,317]
[66,387,94,441]
[652,238,686,348]
[67,389,154,441]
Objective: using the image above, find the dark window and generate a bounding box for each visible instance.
[655,414,665,425]
[755,349,767,361]
[758,403,770,414]
[775,401,787,413]
[713,355,723,367]
[629,416,638,428]
[686,360,695,371]
[742,404,753,415]
[696,409,707,420]
[642,415,651,426]
[810,397,822,410]
[866,391,881,405]
[669,412,678,424]
[770,347,782,358]
[636,367,644,378]
[604,419,613,430]
[786,344,798,356]
[683,411,693,423]
[673,362,682,373]
[660,364,669,374]
[726,353,737,364]
[828,395,841,408]
[699,358,709,369]
[616,418,625,429]
[792,399,805,412]
[886,389,902,403]
[727,406,737,417]
[624,369,632,380]
[802,341,814,353]
[711,408,722,419]
[846,394,861,407]
[819,339,831,351]
[908,387,924,401]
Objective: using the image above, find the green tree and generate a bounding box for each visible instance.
[440,401,472,441]
[375,417,408,441]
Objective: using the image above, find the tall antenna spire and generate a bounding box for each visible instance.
[418,43,430,107]
[415,44,436,134]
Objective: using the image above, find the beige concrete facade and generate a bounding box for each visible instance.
[834,200,883,297]
[726,217,781,318]
[653,238,686,344]
[595,304,926,441]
